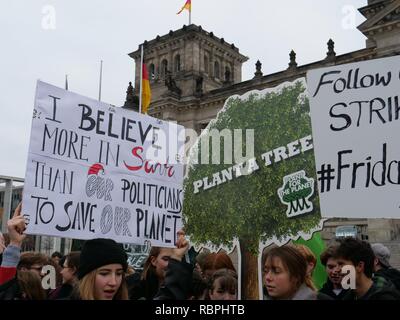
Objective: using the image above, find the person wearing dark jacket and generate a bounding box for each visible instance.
[0,203,46,300]
[342,275,400,300]
[127,246,173,300]
[371,243,400,292]
[319,244,350,299]
[335,238,400,300]
[48,251,80,300]
[154,230,192,300]
[127,230,193,300]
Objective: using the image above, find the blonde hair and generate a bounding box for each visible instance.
[79,269,128,300]
[294,244,317,291]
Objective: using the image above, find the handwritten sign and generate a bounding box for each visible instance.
[308,55,400,218]
[22,81,185,246]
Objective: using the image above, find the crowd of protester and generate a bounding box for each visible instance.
[1,204,400,300]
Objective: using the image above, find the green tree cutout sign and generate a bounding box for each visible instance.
[183,79,322,299]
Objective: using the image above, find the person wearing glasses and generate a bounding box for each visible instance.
[0,204,46,300]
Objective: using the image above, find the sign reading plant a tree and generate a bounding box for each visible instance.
[183,78,322,299]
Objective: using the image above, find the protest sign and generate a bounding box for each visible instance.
[308,55,400,218]
[183,78,323,299]
[123,242,151,269]
[22,81,185,246]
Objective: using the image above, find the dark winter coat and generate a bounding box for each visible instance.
[154,258,193,300]
[127,258,192,300]
[342,276,400,300]
[319,279,350,300]
[48,283,75,300]
[0,277,22,300]
[375,267,400,292]
[127,268,160,300]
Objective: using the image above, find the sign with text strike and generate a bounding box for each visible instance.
[308,55,400,218]
[23,81,185,246]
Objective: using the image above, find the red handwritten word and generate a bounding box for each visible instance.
[124,146,175,178]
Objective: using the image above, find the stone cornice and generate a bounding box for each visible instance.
[358,0,400,31]
[146,47,378,117]
[358,0,394,19]
[128,24,248,63]
[362,20,400,35]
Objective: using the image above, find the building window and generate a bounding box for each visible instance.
[161,59,168,78]
[214,61,220,79]
[174,54,181,73]
[204,55,209,74]
[225,66,231,82]
[149,63,155,79]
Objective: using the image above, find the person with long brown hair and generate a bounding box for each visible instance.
[208,268,238,300]
[294,244,317,291]
[202,252,236,280]
[17,270,46,300]
[128,230,194,300]
[49,251,80,300]
[0,203,46,300]
[128,246,173,299]
[263,246,331,300]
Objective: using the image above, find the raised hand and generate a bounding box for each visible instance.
[170,229,189,261]
[7,203,27,247]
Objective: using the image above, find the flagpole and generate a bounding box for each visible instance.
[139,44,144,114]
[65,74,68,90]
[98,60,103,101]
[189,7,191,25]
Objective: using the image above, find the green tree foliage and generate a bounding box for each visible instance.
[183,80,321,253]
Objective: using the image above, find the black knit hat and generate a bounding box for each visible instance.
[78,238,128,280]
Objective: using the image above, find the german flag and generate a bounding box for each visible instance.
[141,63,151,114]
[177,0,191,14]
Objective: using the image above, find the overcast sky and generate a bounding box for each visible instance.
[0,0,367,178]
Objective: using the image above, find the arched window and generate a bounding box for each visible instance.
[161,59,168,78]
[174,54,181,72]
[225,66,231,82]
[214,61,220,79]
[149,63,155,79]
[204,55,209,74]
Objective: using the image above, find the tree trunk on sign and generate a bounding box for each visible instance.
[239,239,259,300]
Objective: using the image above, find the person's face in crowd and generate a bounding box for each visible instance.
[306,261,315,277]
[326,257,342,285]
[94,264,124,300]
[52,256,61,266]
[264,256,297,299]
[336,257,361,283]
[21,264,44,277]
[151,248,172,281]
[61,258,76,284]
[209,278,237,300]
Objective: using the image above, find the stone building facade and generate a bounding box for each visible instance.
[123,0,400,261]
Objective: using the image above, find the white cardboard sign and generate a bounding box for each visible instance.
[22,81,185,246]
[308,55,400,218]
